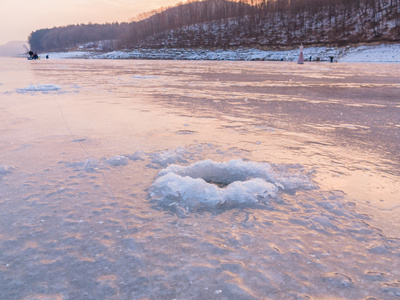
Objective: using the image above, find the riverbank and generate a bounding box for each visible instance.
[40,43,400,62]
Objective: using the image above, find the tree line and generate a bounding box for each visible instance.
[28,0,400,52]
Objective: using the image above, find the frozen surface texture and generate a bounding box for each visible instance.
[0,58,399,299]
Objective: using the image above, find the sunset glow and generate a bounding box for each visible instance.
[0,0,181,45]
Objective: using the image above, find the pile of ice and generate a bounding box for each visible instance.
[149,159,315,213]
[16,84,61,94]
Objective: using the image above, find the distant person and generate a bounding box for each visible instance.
[297,44,304,64]
[33,52,38,60]
[29,51,33,58]
[329,56,334,63]
[46,55,49,59]
[309,56,312,62]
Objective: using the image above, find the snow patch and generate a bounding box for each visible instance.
[340,44,400,63]
[42,44,400,62]
[41,51,96,59]
[16,84,62,94]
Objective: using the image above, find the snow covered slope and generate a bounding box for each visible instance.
[42,43,400,62]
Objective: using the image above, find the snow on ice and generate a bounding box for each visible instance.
[16,84,62,94]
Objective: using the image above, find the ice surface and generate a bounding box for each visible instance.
[1,58,399,300]
[0,165,14,176]
[67,156,130,172]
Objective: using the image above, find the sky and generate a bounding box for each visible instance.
[0,0,181,45]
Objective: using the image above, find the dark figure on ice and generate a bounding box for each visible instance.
[28,51,39,60]
[329,56,334,63]
[46,55,49,59]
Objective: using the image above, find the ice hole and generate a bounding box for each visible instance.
[149,159,315,214]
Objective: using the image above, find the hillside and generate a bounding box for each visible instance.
[0,41,29,57]
[28,0,400,52]
[136,3,400,49]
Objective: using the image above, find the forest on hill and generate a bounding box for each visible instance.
[28,0,400,52]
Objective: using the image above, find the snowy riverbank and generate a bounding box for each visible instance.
[41,43,400,62]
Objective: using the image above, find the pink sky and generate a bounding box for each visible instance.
[0,0,181,45]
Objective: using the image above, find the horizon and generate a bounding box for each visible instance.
[0,0,181,46]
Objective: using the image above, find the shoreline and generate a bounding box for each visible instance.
[37,43,400,62]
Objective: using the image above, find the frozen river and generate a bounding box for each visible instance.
[0,58,399,299]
